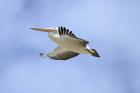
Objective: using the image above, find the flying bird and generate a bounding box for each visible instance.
[30,26,100,60]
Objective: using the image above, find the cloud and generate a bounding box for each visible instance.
[0,0,140,93]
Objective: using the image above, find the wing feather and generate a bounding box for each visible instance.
[47,47,79,60]
[58,26,89,44]
[58,26,78,38]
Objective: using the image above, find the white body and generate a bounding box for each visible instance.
[48,32,91,55]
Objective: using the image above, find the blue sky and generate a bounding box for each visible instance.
[0,0,140,93]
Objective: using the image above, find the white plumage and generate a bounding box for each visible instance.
[31,26,100,60]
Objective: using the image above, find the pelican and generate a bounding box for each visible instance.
[30,26,100,60]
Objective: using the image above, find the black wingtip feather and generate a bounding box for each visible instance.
[58,27,61,35]
[40,53,47,58]
[69,31,72,34]
[66,29,69,34]
[58,26,78,38]
[61,26,63,34]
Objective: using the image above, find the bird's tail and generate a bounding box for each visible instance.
[88,49,100,57]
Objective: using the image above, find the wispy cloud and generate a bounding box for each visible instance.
[0,0,140,93]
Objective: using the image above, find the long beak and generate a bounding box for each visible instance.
[30,27,57,32]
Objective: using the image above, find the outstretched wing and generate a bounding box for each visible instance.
[46,47,79,60]
[58,26,89,44]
